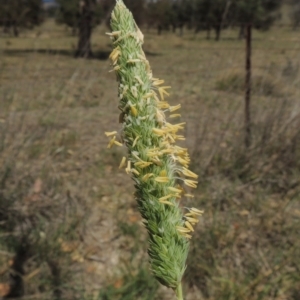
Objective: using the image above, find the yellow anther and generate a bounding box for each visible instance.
[142,92,154,99]
[185,221,194,232]
[177,157,189,167]
[131,152,140,161]
[160,148,173,154]
[131,106,138,116]
[125,161,131,174]
[176,226,191,233]
[174,193,182,199]
[152,92,160,102]
[147,151,159,157]
[152,79,164,86]
[158,86,171,100]
[134,161,153,169]
[155,176,169,183]
[182,167,198,179]
[109,66,119,73]
[131,168,140,176]
[113,141,123,147]
[161,140,171,147]
[106,30,121,37]
[107,136,116,148]
[174,122,186,129]
[119,157,127,169]
[109,47,121,64]
[151,158,163,166]
[152,128,165,136]
[159,194,173,201]
[159,200,174,206]
[159,170,167,177]
[127,59,142,63]
[169,114,181,118]
[156,109,165,124]
[168,187,183,193]
[169,104,181,112]
[165,123,176,132]
[142,173,154,181]
[182,233,192,239]
[148,146,160,151]
[184,194,195,198]
[190,207,204,215]
[174,145,188,152]
[174,135,185,141]
[185,212,199,218]
[132,136,140,147]
[105,131,117,137]
[184,179,198,188]
[185,216,199,225]
[157,102,170,109]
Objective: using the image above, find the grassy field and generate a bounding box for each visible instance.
[0,19,300,299]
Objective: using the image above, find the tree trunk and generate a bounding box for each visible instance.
[215,24,221,41]
[3,20,11,34]
[13,23,19,37]
[157,24,162,35]
[75,0,94,58]
[193,26,199,39]
[179,24,183,36]
[172,24,176,34]
[206,26,211,40]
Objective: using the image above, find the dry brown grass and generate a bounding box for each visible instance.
[0,20,300,299]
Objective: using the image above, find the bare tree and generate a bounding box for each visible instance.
[75,0,95,58]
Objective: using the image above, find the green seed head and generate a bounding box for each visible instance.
[106,0,203,290]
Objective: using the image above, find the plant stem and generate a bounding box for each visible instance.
[175,282,184,300]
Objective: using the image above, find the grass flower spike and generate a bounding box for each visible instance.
[106,1,203,298]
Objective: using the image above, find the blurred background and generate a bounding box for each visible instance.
[0,0,300,299]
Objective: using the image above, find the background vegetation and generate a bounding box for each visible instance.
[0,0,300,299]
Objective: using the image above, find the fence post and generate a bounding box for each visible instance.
[245,23,252,148]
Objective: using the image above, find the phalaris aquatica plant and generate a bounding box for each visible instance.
[105,1,203,299]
